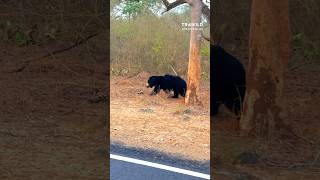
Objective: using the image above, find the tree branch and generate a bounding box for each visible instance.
[162,0,211,41]
[162,0,187,14]
[201,2,210,21]
[162,0,210,22]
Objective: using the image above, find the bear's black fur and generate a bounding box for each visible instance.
[147,74,187,98]
[211,45,246,116]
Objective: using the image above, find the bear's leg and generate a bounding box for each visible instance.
[164,89,171,94]
[212,87,224,115]
[179,88,186,97]
[212,101,220,116]
[233,99,242,115]
[151,85,160,95]
[225,99,241,115]
[172,89,179,98]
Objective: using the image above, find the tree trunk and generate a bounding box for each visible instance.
[185,0,203,105]
[240,0,291,138]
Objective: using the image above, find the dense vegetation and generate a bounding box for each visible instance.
[110,1,210,80]
[213,0,320,62]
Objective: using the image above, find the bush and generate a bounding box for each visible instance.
[213,0,320,61]
[110,13,210,80]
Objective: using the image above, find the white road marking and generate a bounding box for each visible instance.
[110,154,210,179]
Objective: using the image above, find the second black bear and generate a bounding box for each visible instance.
[211,45,246,116]
[146,74,187,98]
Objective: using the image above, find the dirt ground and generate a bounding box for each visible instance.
[0,36,108,180]
[212,61,320,179]
[1,35,319,179]
[110,59,320,179]
[110,72,210,161]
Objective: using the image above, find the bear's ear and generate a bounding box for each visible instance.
[149,76,159,85]
[152,76,158,82]
[148,76,156,81]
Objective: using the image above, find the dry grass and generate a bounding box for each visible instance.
[110,13,210,79]
[213,0,320,61]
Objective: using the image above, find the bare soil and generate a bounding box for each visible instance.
[110,60,320,179]
[110,72,210,161]
[0,36,108,180]
[1,36,319,179]
[212,62,320,179]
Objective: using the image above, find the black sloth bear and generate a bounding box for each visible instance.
[146,74,187,98]
[211,45,246,116]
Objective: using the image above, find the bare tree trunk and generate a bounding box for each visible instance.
[161,0,208,105]
[240,0,291,138]
[185,0,203,105]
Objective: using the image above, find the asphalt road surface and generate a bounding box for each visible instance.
[110,143,210,180]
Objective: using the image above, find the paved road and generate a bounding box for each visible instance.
[110,143,210,180]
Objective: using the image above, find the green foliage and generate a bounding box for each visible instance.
[0,20,30,46]
[292,32,320,59]
[292,32,303,41]
[114,0,158,18]
[122,1,144,15]
[0,21,14,41]
[13,31,29,46]
[114,22,130,39]
[201,44,210,57]
[152,35,165,54]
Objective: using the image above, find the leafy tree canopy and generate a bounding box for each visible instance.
[112,0,158,18]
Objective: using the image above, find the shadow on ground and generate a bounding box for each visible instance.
[110,142,210,174]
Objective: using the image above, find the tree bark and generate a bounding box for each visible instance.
[184,0,203,105]
[240,0,291,138]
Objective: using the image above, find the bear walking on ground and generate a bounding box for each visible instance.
[146,74,187,98]
[211,45,246,116]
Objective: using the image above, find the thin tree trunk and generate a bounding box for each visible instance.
[185,0,203,105]
[240,0,291,138]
